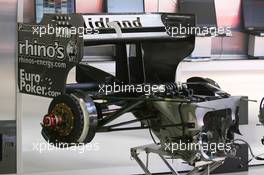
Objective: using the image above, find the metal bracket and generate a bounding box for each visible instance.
[130,143,225,175]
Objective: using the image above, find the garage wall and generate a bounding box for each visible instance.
[76,0,103,13]
[0,0,18,174]
[213,0,248,56]
[0,0,17,121]
[23,0,35,23]
[144,0,177,12]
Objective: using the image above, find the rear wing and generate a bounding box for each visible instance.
[17,13,195,98]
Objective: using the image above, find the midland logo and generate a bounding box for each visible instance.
[19,40,65,61]
[85,17,142,29]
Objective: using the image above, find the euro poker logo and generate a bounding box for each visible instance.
[19,69,47,96]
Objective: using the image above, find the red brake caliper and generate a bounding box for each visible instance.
[42,113,63,129]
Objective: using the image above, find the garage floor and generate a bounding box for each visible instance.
[21,59,264,175]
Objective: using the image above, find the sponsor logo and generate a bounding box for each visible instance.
[18,40,65,60]
[66,40,78,62]
[85,17,142,29]
[19,69,46,95]
[19,69,61,97]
